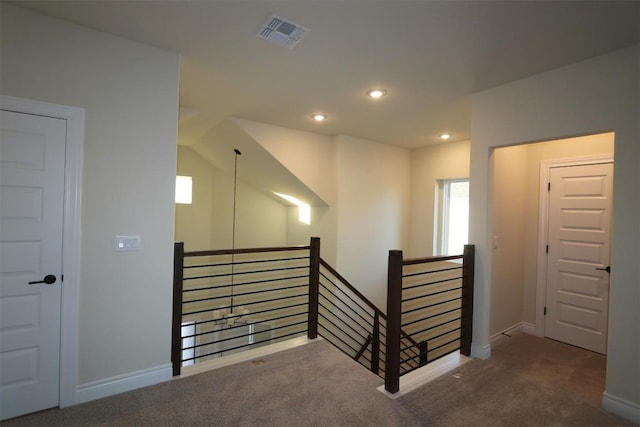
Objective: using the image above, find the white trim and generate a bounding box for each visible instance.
[0,95,84,408]
[75,364,172,405]
[535,154,614,339]
[180,335,312,378]
[471,342,491,360]
[521,322,537,336]
[377,351,471,398]
[602,392,640,424]
[489,322,524,347]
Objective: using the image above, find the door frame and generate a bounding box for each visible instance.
[534,153,614,338]
[1,95,84,408]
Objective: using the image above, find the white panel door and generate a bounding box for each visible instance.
[0,110,66,420]
[545,163,613,354]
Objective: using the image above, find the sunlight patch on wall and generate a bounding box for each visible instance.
[274,192,311,224]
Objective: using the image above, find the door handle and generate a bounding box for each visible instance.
[28,274,57,285]
[595,266,611,273]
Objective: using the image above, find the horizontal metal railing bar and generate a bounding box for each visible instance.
[183,290,308,308]
[402,313,461,331]
[402,326,460,348]
[319,285,375,330]
[182,300,307,318]
[422,325,461,343]
[428,337,461,354]
[402,254,462,266]
[184,265,308,281]
[182,311,307,340]
[184,245,310,257]
[184,319,307,349]
[399,358,421,371]
[318,296,373,334]
[318,311,369,344]
[189,329,307,361]
[400,341,423,354]
[184,255,309,269]
[182,283,308,305]
[319,273,375,322]
[401,306,461,327]
[182,274,309,292]
[401,285,462,303]
[400,349,422,364]
[401,296,462,316]
[183,320,308,351]
[402,277,461,293]
[402,265,462,279]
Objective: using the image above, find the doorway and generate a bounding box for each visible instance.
[489,132,614,350]
[0,95,83,419]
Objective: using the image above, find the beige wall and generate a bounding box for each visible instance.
[335,135,411,309]
[231,119,338,264]
[408,140,470,257]
[175,146,288,251]
[490,145,528,335]
[471,46,639,415]
[1,3,180,386]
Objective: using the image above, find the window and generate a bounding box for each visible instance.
[175,176,193,204]
[435,179,469,255]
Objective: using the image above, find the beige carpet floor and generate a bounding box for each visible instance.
[4,334,634,426]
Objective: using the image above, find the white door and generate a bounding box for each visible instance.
[0,110,66,420]
[544,163,613,354]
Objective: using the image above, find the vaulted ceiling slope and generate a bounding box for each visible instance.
[15,1,640,148]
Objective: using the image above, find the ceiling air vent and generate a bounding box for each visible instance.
[257,14,309,48]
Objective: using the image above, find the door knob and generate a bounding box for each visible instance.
[28,274,57,285]
[595,266,611,273]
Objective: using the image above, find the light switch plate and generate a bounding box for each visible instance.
[115,235,141,251]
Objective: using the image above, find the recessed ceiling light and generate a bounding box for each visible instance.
[440,133,452,140]
[311,113,327,122]
[367,89,387,98]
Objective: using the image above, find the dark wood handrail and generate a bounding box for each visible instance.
[403,254,462,266]
[185,245,311,257]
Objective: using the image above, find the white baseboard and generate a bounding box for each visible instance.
[471,342,491,360]
[73,364,172,406]
[489,322,525,348]
[602,392,640,424]
[522,322,536,336]
[180,335,312,377]
[378,351,471,399]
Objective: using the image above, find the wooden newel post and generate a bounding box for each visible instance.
[171,241,185,376]
[385,249,403,394]
[460,244,475,356]
[308,237,320,340]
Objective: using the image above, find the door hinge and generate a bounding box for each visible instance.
[547,182,551,191]
[546,245,549,253]
[544,306,547,316]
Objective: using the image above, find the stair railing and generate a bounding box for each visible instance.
[384,245,475,393]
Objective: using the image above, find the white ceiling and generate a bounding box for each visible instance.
[15,1,639,148]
